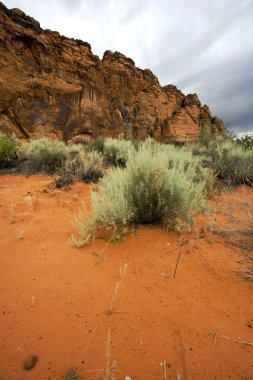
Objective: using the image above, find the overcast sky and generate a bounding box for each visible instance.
[3,0,253,133]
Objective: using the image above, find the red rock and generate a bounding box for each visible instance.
[0,2,224,143]
[23,355,38,370]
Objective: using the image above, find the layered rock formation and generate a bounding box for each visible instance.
[0,2,224,142]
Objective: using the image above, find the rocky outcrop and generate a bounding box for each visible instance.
[0,2,224,142]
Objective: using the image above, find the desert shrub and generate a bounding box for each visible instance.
[141,138,216,193]
[197,134,253,186]
[0,132,19,168]
[103,137,136,167]
[87,136,105,154]
[236,134,253,150]
[76,151,103,183]
[18,138,84,174]
[73,142,209,246]
[56,151,103,187]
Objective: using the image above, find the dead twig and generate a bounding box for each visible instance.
[220,334,253,346]
[111,310,129,314]
[162,239,190,256]
[143,283,152,292]
[208,332,253,347]
[93,257,110,266]
[107,263,128,315]
[74,312,84,318]
[163,361,167,380]
[212,333,217,349]
[173,252,182,279]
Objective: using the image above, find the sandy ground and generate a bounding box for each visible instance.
[0,174,253,380]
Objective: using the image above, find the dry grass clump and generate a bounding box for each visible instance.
[213,201,253,281]
[237,207,253,281]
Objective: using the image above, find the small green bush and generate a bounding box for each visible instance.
[76,151,103,183]
[0,132,19,168]
[197,134,253,186]
[18,138,83,174]
[87,136,105,154]
[103,137,136,167]
[58,151,103,185]
[236,134,253,150]
[73,141,209,246]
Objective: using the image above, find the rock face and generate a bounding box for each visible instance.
[0,2,224,142]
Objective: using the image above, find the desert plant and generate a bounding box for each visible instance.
[103,137,135,167]
[72,142,209,246]
[0,132,19,168]
[18,138,84,174]
[197,133,253,186]
[87,136,105,154]
[75,151,103,183]
[236,134,253,150]
[62,367,81,380]
[215,202,253,281]
[56,150,103,187]
[234,204,253,281]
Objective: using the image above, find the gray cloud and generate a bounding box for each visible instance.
[3,0,253,133]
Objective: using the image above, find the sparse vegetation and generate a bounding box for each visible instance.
[234,205,253,281]
[62,367,80,380]
[87,136,105,154]
[2,132,252,248]
[236,134,253,150]
[196,131,253,187]
[56,150,103,187]
[103,137,135,167]
[73,140,210,246]
[3,131,251,191]
[0,132,19,168]
[18,138,76,174]
[17,137,104,186]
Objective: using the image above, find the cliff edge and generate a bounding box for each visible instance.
[0,2,224,142]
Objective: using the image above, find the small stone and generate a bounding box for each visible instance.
[23,355,38,370]
[31,296,36,307]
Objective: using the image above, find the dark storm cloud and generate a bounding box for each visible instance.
[3,0,253,133]
[147,0,253,132]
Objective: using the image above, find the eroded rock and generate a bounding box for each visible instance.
[0,2,224,142]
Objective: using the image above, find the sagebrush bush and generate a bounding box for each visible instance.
[103,137,136,166]
[73,141,209,246]
[236,134,253,150]
[197,134,253,186]
[18,138,83,174]
[76,151,103,183]
[140,138,216,194]
[57,151,103,186]
[0,132,19,167]
[87,136,105,154]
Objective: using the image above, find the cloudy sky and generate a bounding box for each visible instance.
[4,0,253,133]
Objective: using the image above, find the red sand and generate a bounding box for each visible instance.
[0,174,252,380]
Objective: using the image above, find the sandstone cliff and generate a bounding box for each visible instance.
[0,2,224,142]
